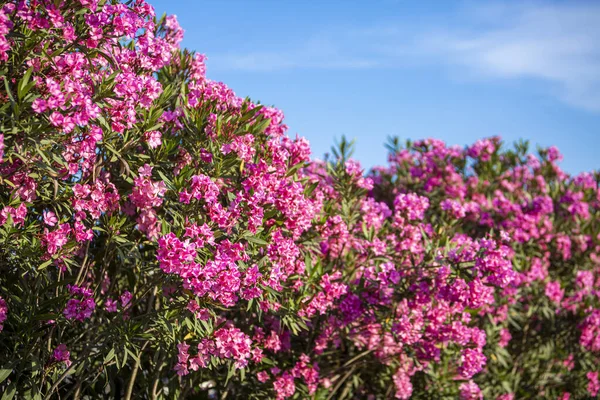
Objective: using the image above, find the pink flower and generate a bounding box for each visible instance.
[257,371,269,383]
[587,371,599,397]
[458,348,486,379]
[498,328,511,348]
[174,342,190,376]
[273,372,295,400]
[459,381,482,400]
[31,98,47,113]
[213,326,253,369]
[120,291,132,308]
[441,198,466,218]
[394,193,430,220]
[74,221,93,242]
[144,130,162,149]
[105,298,117,313]
[49,112,64,127]
[42,223,71,255]
[392,369,413,400]
[0,204,27,226]
[547,145,563,162]
[63,285,95,321]
[0,296,7,332]
[53,344,72,367]
[563,354,575,371]
[545,281,564,304]
[496,394,514,400]
[43,210,58,227]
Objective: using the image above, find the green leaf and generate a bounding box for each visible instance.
[252,118,271,134]
[33,313,57,321]
[104,348,115,364]
[225,362,236,385]
[304,182,319,197]
[156,170,174,190]
[38,259,53,270]
[1,383,16,400]
[3,75,15,104]
[125,348,140,364]
[245,236,268,246]
[0,368,12,384]
[18,67,34,101]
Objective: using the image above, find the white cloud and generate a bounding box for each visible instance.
[208,2,600,112]
[209,36,379,72]
[416,2,600,111]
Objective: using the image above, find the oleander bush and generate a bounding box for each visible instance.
[0,1,598,399]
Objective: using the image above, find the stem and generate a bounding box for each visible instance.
[44,360,80,400]
[326,365,357,400]
[151,375,160,400]
[75,242,91,286]
[43,347,100,400]
[151,351,165,400]
[72,382,82,400]
[124,341,149,400]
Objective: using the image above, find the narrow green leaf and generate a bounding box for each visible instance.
[1,383,16,400]
[104,348,115,364]
[246,236,268,246]
[0,369,12,384]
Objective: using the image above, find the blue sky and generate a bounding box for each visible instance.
[150,0,600,174]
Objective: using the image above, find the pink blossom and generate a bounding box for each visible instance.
[392,369,413,400]
[43,210,58,227]
[120,291,132,307]
[257,371,269,383]
[144,130,162,148]
[63,285,95,321]
[0,296,7,332]
[104,299,117,313]
[53,344,72,367]
[587,371,599,397]
[458,348,486,379]
[273,372,295,400]
[545,281,564,304]
[496,394,514,400]
[459,381,482,400]
[43,223,71,255]
[498,328,511,348]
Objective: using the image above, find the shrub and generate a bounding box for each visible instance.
[0,1,598,399]
[372,137,600,399]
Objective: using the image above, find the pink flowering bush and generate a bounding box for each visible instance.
[372,137,600,398]
[0,1,598,399]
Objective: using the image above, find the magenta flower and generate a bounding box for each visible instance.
[52,344,72,367]
[144,130,162,149]
[459,381,482,400]
[0,296,7,332]
[104,298,117,313]
[545,281,564,304]
[587,371,599,397]
[43,210,58,227]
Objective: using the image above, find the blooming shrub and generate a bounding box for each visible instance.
[0,1,598,399]
[372,137,600,398]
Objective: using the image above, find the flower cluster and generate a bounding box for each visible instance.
[0,296,6,332]
[52,344,72,368]
[63,285,95,322]
[372,137,600,398]
[0,1,598,399]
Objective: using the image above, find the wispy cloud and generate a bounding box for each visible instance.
[209,2,600,112]
[209,36,379,72]
[415,2,600,112]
